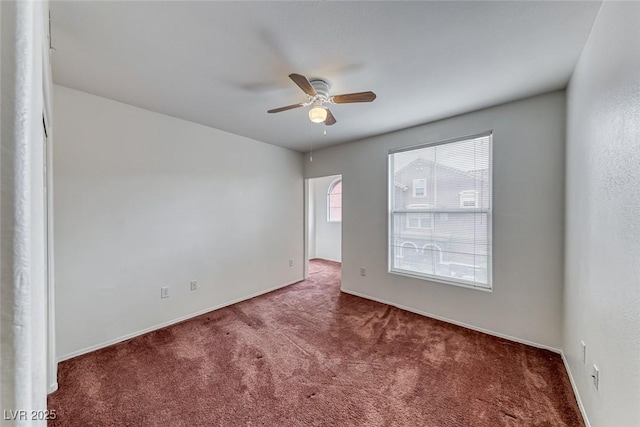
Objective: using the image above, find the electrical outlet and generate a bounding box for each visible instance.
[592,364,599,390]
[190,280,198,291]
[581,341,586,363]
[360,267,366,277]
[160,286,170,299]
[289,259,294,267]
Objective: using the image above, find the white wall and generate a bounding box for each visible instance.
[311,175,342,262]
[53,85,304,360]
[306,91,565,350]
[564,2,640,426]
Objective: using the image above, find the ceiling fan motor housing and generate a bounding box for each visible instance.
[310,79,330,100]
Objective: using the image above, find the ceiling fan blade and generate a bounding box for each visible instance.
[331,91,377,104]
[267,103,304,113]
[289,73,317,97]
[324,108,337,126]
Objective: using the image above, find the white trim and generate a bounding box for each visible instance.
[389,267,492,291]
[57,278,304,362]
[42,0,57,394]
[339,288,561,353]
[561,351,591,427]
[304,178,310,280]
[310,256,342,263]
[389,131,493,154]
[394,207,489,214]
[43,121,57,394]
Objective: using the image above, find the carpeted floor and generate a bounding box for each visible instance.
[48,259,583,426]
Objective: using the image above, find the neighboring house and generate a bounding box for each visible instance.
[392,158,490,283]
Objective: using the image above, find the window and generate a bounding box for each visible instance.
[459,190,479,208]
[413,179,426,198]
[327,178,342,222]
[406,213,434,229]
[389,133,492,289]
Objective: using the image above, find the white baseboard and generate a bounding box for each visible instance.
[561,351,591,427]
[57,278,304,362]
[310,257,342,263]
[340,287,562,354]
[48,382,58,394]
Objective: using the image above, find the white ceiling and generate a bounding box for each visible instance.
[50,1,601,152]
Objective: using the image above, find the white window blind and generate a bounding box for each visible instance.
[389,133,492,289]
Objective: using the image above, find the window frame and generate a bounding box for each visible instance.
[327,178,342,223]
[387,132,493,291]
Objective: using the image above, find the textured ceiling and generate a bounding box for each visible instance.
[50,1,601,152]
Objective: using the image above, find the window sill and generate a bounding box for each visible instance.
[388,269,492,292]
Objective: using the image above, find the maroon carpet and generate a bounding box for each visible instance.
[48,259,583,426]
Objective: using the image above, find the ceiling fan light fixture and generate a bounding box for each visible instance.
[308,105,327,123]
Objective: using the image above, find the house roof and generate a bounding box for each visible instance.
[394,157,478,184]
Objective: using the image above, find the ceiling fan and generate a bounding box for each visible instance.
[268,73,376,126]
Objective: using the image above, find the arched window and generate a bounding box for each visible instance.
[327,178,342,222]
[398,241,418,258]
[422,244,443,274]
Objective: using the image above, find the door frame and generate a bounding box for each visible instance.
[304,175,343,279]
[303,178,310,280]
[43,13,57,392]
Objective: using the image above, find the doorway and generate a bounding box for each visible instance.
[305,175,342,279]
